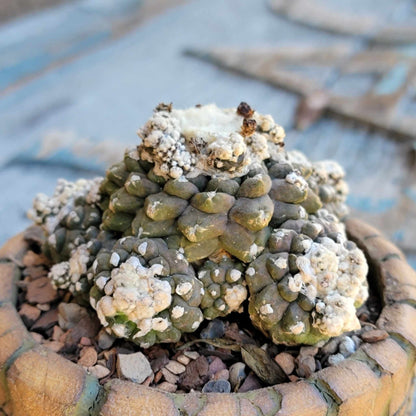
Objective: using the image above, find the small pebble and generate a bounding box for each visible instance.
[229,362,246,390]
[351,335,362,349]
[296,355,316,378]
[176,354,190,366]
[202,379,231,393]
[328,353,345,366]
[339,336,356,357]
[208,357,226,376]
[80,337,92,346]
[58,303,88,330]
[238,373,262,393]
[19,304,41,326]
[31,309,59,332]
[97,329,115,350]
[151,355,169,373]
[142,374,154,387]
[274,352,295,375]
[158,381,177,393]
[97,359,107,367]
[165,360,186,375]
[36,303,51,312]
[154,370,163,384]
[43,340,64,353]
[361,329,389,343]
[117,352,153,384]
[26,277,57,304]
[213,369,229,381]
[200,319,225,339]
[23,250,49,267]
[321,338,340,355]
[88,365,110,379]
[78,347,98,367]
[183,351,199,360]
[179,356,209,390]
[299,346,318,356]
[30,331,44,343]
[52,325,64,341]
[161,368,179,384]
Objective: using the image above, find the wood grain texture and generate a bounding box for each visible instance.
[0,0,415,275]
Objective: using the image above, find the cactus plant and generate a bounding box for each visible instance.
[89,236,204,347]
[245,210,368,345]
[28,177,104,263]
[30,102,369,347]
[99,103,348,266]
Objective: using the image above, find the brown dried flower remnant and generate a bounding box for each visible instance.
[237,102,254,118]
[241,118,257,137]
[137,103,286,179]
[155,102,173,113]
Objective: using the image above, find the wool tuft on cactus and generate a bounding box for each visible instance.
[29,102,368,347]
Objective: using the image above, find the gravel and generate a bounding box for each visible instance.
[117,352,153,384]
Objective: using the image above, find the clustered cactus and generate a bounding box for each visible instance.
[30,102,368,348]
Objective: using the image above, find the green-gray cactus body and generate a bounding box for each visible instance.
[32,103,369,348]
[48,230,115,299]
[196,257,247,320]
[246,210,369,345]
[28,178,104,263]
[100,151,276,264]
[89,236,204,347]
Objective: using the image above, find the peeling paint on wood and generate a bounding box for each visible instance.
[269,0,416,45]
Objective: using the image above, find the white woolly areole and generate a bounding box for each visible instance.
[95,259,172,339]
[224,285,248,312]
[176,282,193,296]
[295,234,369,337]
[28,177,102,235]
[49,261,71,289]
[48,244,90,292]
[229,269,242,282]
[260,304,274,315]
[137,104,285,179]
[290,322,305,335]
[171,305,185,319]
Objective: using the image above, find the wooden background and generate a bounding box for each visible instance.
[1,0,415,276]
[0,0,416,412]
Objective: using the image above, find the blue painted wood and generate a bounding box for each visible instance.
[0,0,144,91]
[0,0,415,266]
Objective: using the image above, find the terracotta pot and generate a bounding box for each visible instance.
[0,218,415,416]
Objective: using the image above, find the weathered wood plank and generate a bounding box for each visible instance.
[0,0,74,23]
[1,0,415,262]
[0,0,188,93]
[187,45,416,141]
[269,0,416,44]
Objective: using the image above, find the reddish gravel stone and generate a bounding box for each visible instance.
[26,277,58,304]
[23,251,49,267]
[18,303,41,327]
[78,347,98,367]
[23,266,48,280]
[179,356,209,390]
[274,352,295,375]
[61,315,100,349]
[208,356,227,377]
[31,309,59,333]
[238,372,262,392]
[361,329,389,343]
